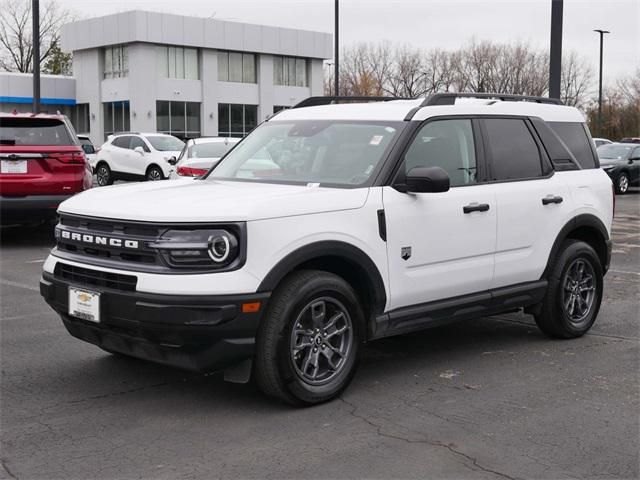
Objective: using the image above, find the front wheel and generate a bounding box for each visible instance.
[534,240,603,339]
[254,270,364,406]
[146,165,164,181]
[615,172,629,194]
[95,164,113,186]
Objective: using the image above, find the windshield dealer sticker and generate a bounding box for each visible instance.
[369,135,384,146]
[307,183,320,188]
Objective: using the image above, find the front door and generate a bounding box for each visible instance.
[383,118,496,311]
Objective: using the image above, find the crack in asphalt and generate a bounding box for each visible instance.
[66,381,176,405]
[0,459,18,480]
[338,396,519,480]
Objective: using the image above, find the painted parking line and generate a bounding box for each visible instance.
[0,278,40,292]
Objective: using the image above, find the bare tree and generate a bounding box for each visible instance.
[560,51,593,108]
[0,0,74,73]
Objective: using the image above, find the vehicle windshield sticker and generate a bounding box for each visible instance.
[307,182,320,187]
[370,135,384,146]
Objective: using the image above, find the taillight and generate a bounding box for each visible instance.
[48,152,86,164]
[177,166,208,177]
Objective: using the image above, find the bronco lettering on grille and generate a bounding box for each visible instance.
[59,229,140,249]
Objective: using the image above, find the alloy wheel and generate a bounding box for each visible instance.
[289,297,353,386]
[147,168,162,181]
[618,174,629,193]
[561,258,596,324]
[96,166,109,186]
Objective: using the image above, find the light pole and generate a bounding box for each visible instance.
[334,0,339,97]
[32,0,40,113]
[549,0,563,100]
[594,29,610,135]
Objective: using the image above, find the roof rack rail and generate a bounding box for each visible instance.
[292,96,405,109]
[422,92,563,107]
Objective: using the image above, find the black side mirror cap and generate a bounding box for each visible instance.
[404,166,450,193]
[168,157,178,166]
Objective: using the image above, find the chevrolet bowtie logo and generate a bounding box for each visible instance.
[78,293,92,302]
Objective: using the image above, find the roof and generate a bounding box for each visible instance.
[274,98,585,123]
[190,137,241,144]
[61,10,332,59]
[0,112,66,119]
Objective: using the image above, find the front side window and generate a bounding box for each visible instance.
[217,51,256,83]
[209,121,403,187]
[404,119,477,187]
[156,101,201,140]
[218,104,258,137]
[484,118,543,180]
[104,46,128,79]
[156,46,199,80]
[129,136,149,152]
[273,56,307,87]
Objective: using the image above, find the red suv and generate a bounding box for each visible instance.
[0,113,92,223]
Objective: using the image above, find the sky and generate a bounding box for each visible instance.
[58,0,639,84]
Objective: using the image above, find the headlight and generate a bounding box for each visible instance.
[150,229,239,269]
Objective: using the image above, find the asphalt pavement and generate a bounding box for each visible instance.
[1,190,638,480]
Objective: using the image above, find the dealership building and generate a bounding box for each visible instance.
[0,10,332,144]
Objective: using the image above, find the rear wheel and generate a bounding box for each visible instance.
[535,240,603,339]
[615,172,629,194]
[254,270,363,406]
[96,163,113,186]
[146,165,164,181]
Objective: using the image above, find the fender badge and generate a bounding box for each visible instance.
[401,247,412,261]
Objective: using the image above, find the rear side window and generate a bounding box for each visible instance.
[0,118,73,146]
[530,118,578,171]
[483,118,543,180]
[548,122,597,168]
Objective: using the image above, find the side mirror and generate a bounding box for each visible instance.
[167,156,178,166]
[404,166,450,193]
[629,156,640,162]
[134,146,145,155]
[82,144,95,155]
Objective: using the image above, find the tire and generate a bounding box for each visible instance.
[254,270,364,406]
[615,172,629,194]
[95,163,113,186]
[146,165,164,181]
[534,240,603,339]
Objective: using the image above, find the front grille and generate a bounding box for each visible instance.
[55,263,137,292]
[56,214,163,267]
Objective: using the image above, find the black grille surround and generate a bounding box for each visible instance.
[54,213,247,274]
[55,263,137,292]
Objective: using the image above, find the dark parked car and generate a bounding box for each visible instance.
[597,143,640,194]
[620,137,640,144]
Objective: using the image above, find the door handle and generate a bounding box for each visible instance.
[463,203,490,214]
[542,195,563,205]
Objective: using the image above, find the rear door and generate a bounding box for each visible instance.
[0,117,86,196]
[481,117,573,289]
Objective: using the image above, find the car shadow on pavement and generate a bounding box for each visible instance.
[0,221,57,248]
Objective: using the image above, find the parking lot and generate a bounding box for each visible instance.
[1,191,638,480]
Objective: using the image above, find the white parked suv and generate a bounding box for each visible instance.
[94,132,184,186]
[40,93,614,405]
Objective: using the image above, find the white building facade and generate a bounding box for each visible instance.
[0,10,332,144]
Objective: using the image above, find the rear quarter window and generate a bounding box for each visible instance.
[0,118,74,146]
[548,122,598,169]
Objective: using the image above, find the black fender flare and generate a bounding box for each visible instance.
[257,240,387,314]
[542,213,611,278]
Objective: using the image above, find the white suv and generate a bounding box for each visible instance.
[40,94,614,406]
[94,133,184,185]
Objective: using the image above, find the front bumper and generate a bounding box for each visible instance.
[40,271,270,372]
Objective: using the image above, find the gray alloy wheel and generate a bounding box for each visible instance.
[616,172,629,194]
[96,164,111,186]
[146,166,163,181]
[561,258,596,325]
[289,297,354,386]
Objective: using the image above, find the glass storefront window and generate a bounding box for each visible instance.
[273,55,308,86]
[104,46,128,79]
[157,46,199,80]
[156,101,201,140]
[218,103,258,137]
[103,101,130,139]
[217,51,256,83]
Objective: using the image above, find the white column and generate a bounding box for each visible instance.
[258,54,274,121]
[201,49,219,136]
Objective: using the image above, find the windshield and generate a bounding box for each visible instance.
[146,135,185,152]
[597,144,632,159]
[208,121,403,187]
[189,141,236,159]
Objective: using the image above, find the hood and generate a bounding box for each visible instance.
[59,179,370,222]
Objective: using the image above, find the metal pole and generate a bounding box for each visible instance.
[334,0,339,97]
[32,0,40,112]
[594,29,610,134]
[549,0,563,99]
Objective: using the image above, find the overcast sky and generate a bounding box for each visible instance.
[58,0,638,84]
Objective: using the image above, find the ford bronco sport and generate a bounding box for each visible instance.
[40,93,614,405]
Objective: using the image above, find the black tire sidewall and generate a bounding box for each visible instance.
[270,273,363,405]
[549,241,603,337]
[146,166,163,181]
